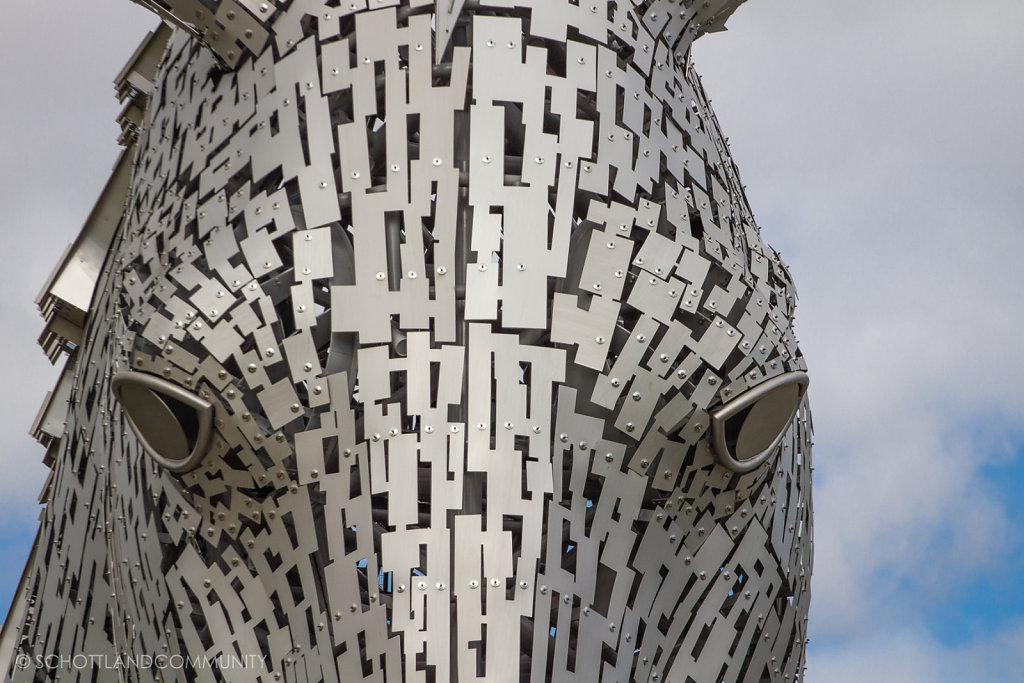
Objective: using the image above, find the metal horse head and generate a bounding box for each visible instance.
[4,2,812,681]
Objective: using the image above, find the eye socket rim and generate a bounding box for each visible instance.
[710,371,809,474]
[111,371,215,473]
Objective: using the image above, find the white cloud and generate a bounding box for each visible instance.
[695,0,1024,652]
[810,623,1024,683]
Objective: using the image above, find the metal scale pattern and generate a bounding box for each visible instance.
[2,1,813,681]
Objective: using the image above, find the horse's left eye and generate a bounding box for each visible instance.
[710,371,808,473]
[112,371,215,472]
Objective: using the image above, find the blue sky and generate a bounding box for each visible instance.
[2,1,1023,680]
[925,432,1024,647]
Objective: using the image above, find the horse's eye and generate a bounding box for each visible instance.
[710,371,808,473]
[111,372,214,472]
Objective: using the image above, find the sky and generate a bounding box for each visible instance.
[2,1,1023,681]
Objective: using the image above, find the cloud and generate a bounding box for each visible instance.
[695,0,1024,655]
[810,622,1024,683]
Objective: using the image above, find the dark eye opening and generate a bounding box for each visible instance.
[711,371,808,473]
[722,403,756,457]
[111,372,214,473]
[159,391,202,453]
